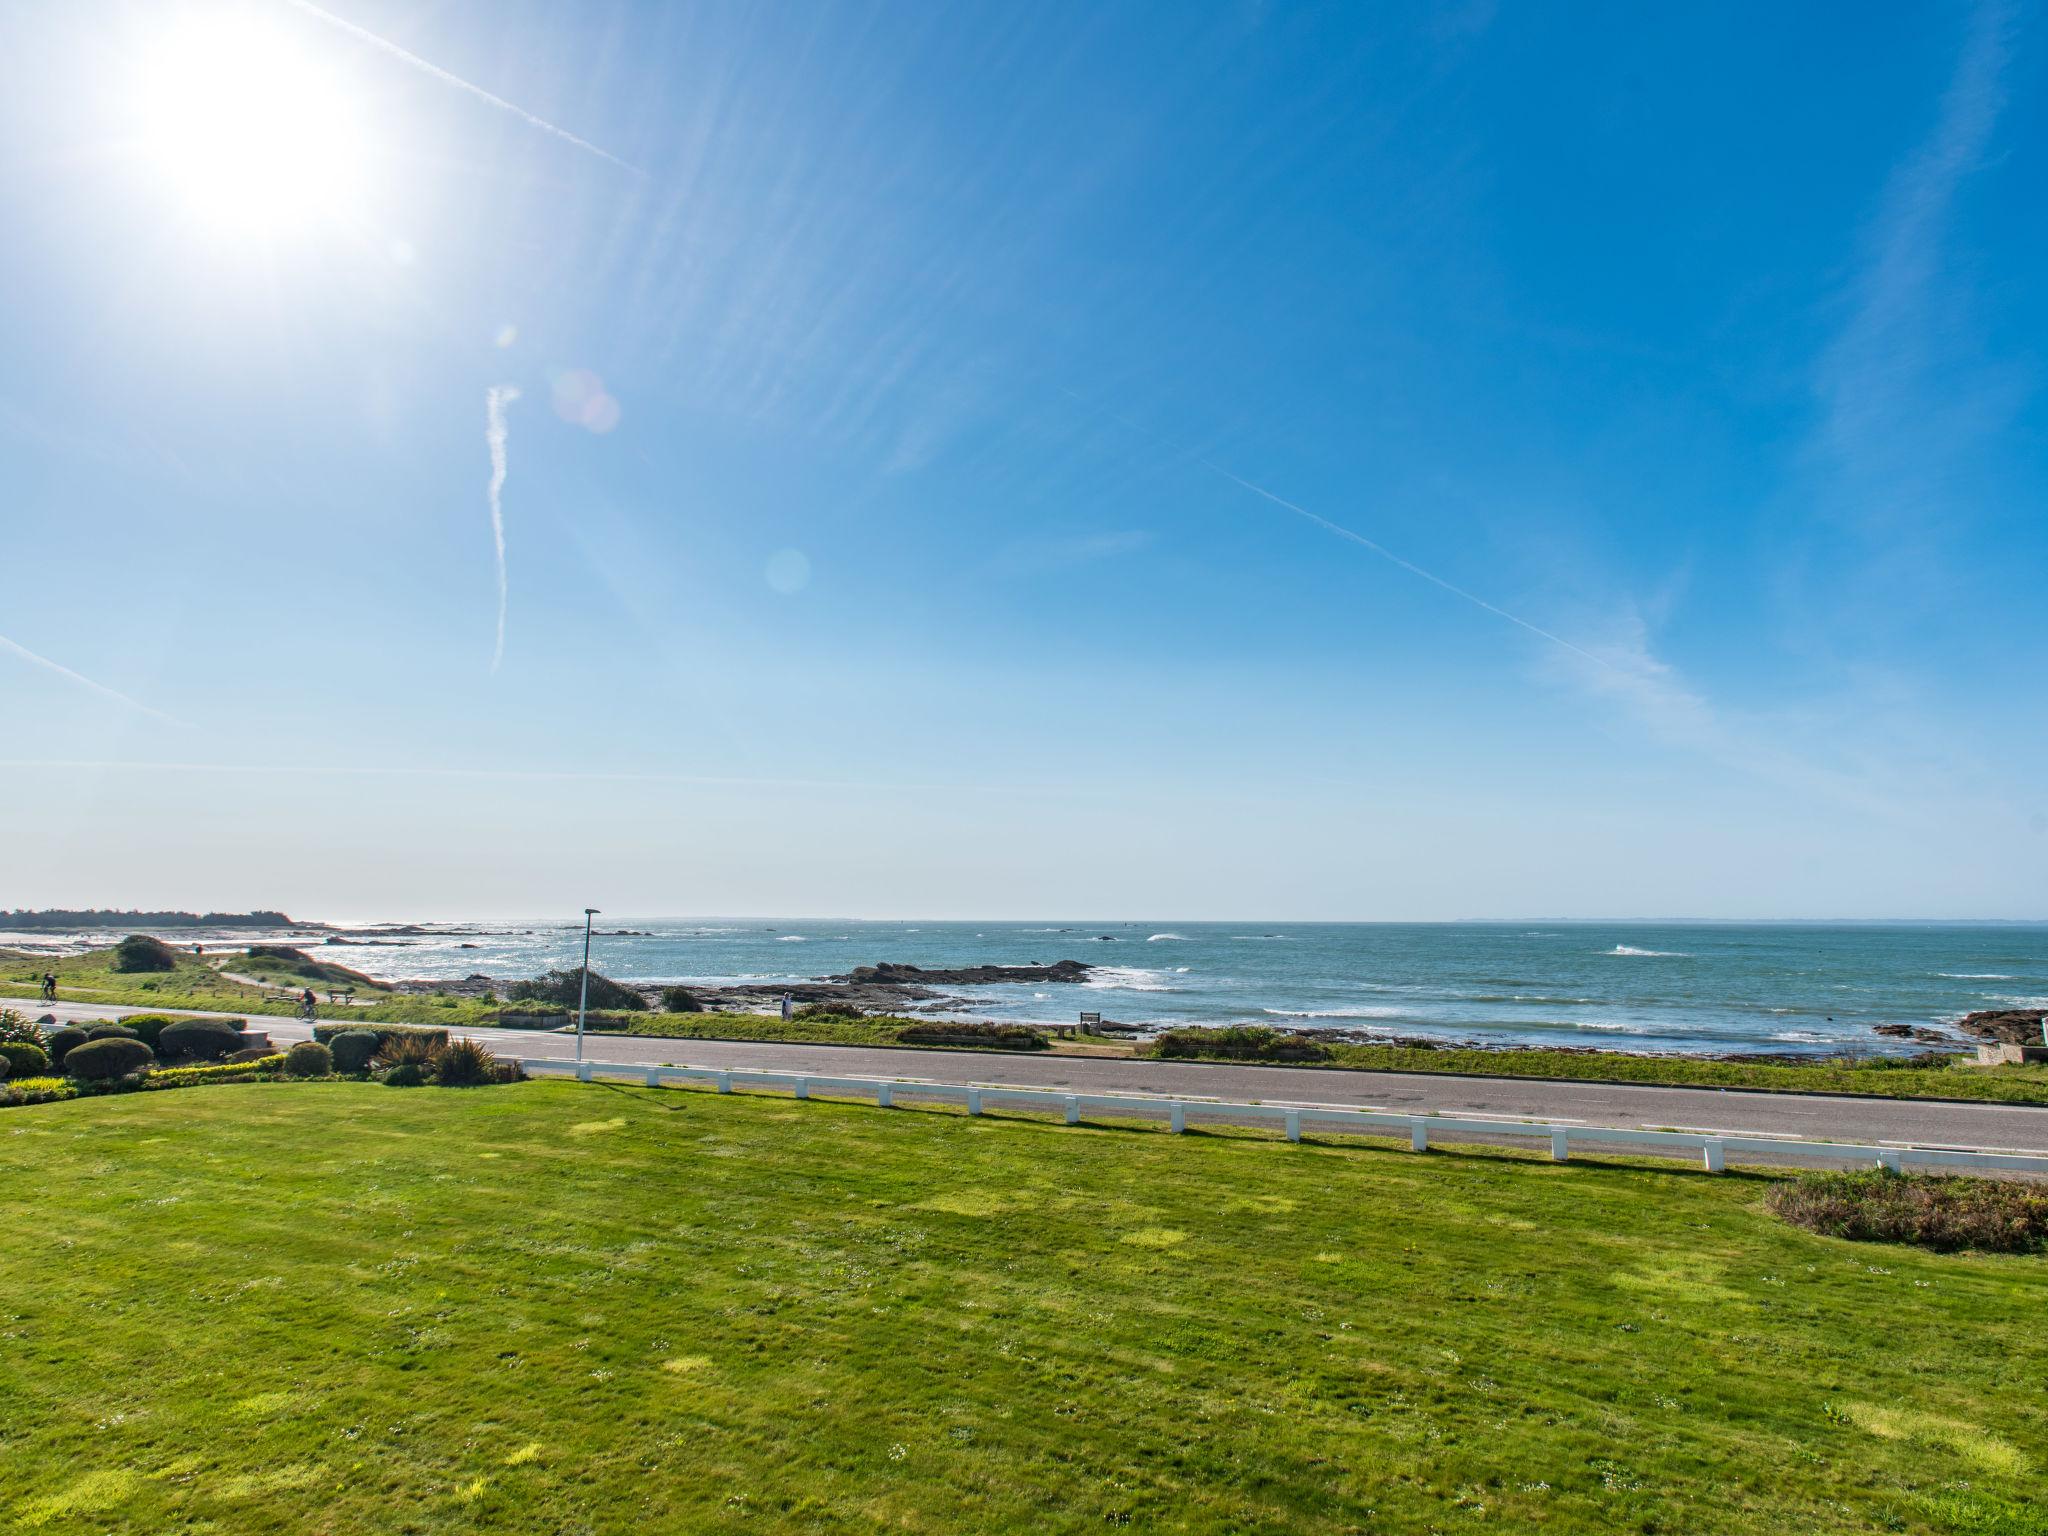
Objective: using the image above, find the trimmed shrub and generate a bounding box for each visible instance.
[432,1037,499,1087]
[1150,1025,1333,1064]
[659,986,704,1013]
[0,1041,51,1078]
[897,1020,1050,1050]
[328,1029,381,1074]
[226,1046,278,1063]
[383,1062,427,1088]
[284,1041,333,1077]
[43,1025,88,1068]
[111,934,180,972]
[507,967,648,1012]
[87,1023,139,1041]
[1768,1169,2048,1254]
[158,1018,244,1063]
[116,1015,182,1049]
[65,1037,156,1081]
[313,1022,448,1051]
[0,1054,9,1081]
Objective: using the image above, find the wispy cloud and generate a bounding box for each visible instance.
[485,385,520,673]
[280,0,642,174]
[0,633,183,725]
[1813,0,2020,546]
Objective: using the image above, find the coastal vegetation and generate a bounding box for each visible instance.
[1,1079,2042,1533]
[1769,1168,2048,1254]
[11,944,2048,1104]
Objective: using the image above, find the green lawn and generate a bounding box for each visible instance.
[1,1082,2042,1534]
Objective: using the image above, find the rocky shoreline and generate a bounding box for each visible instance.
[369,955,2037,1062]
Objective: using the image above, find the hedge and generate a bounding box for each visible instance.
[327,1029,380,1074]
[0,1041,51,1077]
[159,1018,245,1063]
[284,1041,333,1077]
[115,1015,186,1049]
[43,1026,87,1068]
[313,1022,449,1051]
[65,1037,156,1081]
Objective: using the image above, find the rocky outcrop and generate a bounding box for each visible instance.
[1871,1023,1961,1045]
[1953,1008,2048,1046]
[830,960,1093,986]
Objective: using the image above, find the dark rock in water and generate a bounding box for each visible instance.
[1094,935,1116,942]
[1953,1009,2048,1045]
[1872,1023,1957,1044]
[831,960,1093,986]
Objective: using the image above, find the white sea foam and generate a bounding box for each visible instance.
[1937,972,2015,980]
[1605,945,1686,957]
[776,935,807,942]
[1992,995,2048,1009]
[1147,933,1190,942]
[1084,966,1179,993]
[1263,1006,1405,1020]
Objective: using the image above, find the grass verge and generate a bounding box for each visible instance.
[2,1081,2046,1533]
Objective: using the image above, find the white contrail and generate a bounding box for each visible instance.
[280,0,641,174]
[0,633,183,724]
[1194,457,1621,675]
[485,385,520,673]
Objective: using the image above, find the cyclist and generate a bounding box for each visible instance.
[40,972,57,1002]
[299,987,317,1022]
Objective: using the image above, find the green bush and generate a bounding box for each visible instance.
[794,1001,866,1020]
[0,1009,45,1047]
[110,934,180,973]
[383,1062,427,1088]
[158,1018,244,1063]
[42,1026,88,1068]
[507,967,648,1012]
[1768,1169,2048,1254]
[0,1053,9,1081]
[65,1037,156,1081]
[328,1029,380,1074]
[659,986,704,1013]
[284,1041,333,1077]
[897,1021,1050,1050]
[432,1037,499,1086]
[0,1041,51,1077]
[86,1023,139,1041]
[1149,1025,1332,1063]
[313,1022,448,1051]
[116,1015,183,1049]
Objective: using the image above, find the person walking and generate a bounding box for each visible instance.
[780,992,793,1022]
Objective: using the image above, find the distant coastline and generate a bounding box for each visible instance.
[0,908,302,931]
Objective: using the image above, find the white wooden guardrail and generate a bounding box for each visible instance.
[521,1057,2048,1177]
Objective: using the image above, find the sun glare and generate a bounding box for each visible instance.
[130,11,371,241]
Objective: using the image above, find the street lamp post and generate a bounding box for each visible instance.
[576,907,600,1062]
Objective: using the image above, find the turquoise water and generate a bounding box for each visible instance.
[308,919,2048,1057]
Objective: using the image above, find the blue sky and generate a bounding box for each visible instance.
[2,0,2044,920]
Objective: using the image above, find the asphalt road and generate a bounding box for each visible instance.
[14,994,2048,1157]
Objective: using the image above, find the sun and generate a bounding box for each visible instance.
[129,9,371,241]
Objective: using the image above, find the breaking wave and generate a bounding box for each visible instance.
[1606,945,1686,957]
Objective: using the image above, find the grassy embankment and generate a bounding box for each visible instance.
[3,1079,2044,1534]
[12,945,2046,1102]
[2,946,501,1027]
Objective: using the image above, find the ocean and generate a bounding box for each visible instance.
[26,917,2037,1058]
